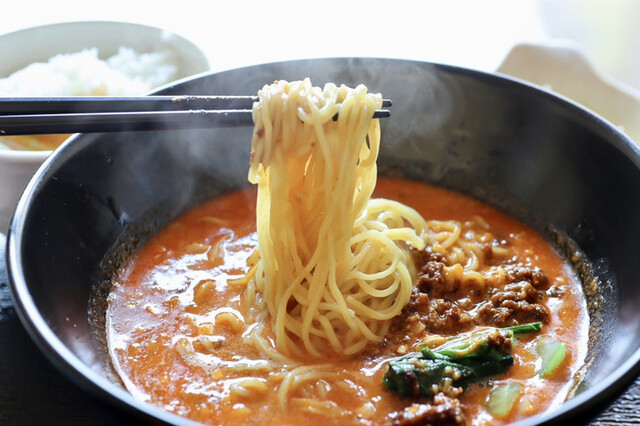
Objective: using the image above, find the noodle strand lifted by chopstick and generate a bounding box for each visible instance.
[244,79,428,357]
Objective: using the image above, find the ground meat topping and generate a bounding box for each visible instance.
[502,264,550,290]
[476,285,550,327]
[417,261,447,293]
[403,256,553,335]
[387,393,467,426]
[416,297,475,334]
[412,248,447,270]
[486,326,512,353]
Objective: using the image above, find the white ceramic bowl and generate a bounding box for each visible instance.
[497,41,640,145]
[0,20,211,232]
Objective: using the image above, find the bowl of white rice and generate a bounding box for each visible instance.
[0,20,210,231]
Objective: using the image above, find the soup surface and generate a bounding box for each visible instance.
[107,178,588,425]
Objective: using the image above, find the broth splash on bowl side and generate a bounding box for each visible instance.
[106,178,588,425]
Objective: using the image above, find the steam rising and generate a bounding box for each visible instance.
[132,59,468,220]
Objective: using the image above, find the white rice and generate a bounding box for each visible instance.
[0,46,178,96]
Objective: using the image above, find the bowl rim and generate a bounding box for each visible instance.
[6,57,640,425]
[0,149,51,161]
[0,19,211,75]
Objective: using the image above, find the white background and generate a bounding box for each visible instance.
[4,0,640,94]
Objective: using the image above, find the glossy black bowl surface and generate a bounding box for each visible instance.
[7,58,640,425]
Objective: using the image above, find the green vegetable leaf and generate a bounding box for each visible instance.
[383,323,542,398]
[383,355,476,397]
[503,322,543,335]
[536,339,567,377]
[486,382,522,418]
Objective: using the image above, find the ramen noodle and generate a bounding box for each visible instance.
[244,79,426,358]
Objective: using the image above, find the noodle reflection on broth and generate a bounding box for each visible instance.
[243,79,428,357]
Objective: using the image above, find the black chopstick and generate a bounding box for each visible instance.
[0,96,393,115]
[0,96,392,135]
[0,96,260,115]
[0,110,255,135]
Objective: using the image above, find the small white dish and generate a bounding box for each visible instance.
[497,41,640,145]
[0,20,211,232]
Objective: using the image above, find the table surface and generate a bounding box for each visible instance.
[1,233,639,425]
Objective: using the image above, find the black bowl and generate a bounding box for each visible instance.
[7,58,640,425]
